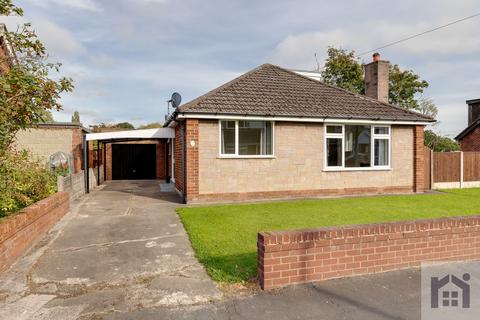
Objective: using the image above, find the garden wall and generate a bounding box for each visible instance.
[0,192,69,273]
[57,166,104,201]
[257,216,480,290]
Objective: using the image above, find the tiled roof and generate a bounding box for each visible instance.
[177,64,434,122]
[455,118,480,141]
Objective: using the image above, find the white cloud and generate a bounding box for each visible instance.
[268,19,480,69]
[142,0,168,3]
[127,62,241,100]
[33,20,85,58]
[26,0,100,11]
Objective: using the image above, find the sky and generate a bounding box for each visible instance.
[3,0,480,136]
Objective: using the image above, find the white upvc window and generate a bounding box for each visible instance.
[219,120,274,158]
[324,124,391,171]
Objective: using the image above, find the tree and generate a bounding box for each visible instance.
[89,122,135,132]
[0,0,73,153]
[388,64,429,110]
[116,122,134,129]
[321,48,364,95]
[38,109,54,123]
[137,122,162,129]
[71,111,80,123]
[424,130,460,152]
[320,47,436,117]
[416,98,438,119]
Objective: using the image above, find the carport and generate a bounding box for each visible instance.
[84,128,175,193]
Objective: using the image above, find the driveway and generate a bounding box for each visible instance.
[0,180,221,320]
[0,180,423,319]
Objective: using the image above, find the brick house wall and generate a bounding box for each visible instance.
[0,31,11,75]
[459,126,480,151]
[191,120,417,202]
[258,215,480,290]
[172,119,200,201]
[413,125,425,192]
[174,123,184,193]
[71,128,83,173]
[185,119,199,202]
[14,125,85,174]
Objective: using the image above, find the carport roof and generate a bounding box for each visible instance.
[86,128,175,141]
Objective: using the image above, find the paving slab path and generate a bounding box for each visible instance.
[0,180,222,320]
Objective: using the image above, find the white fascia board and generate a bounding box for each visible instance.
[86,128,175,141]
[176,113,432,126]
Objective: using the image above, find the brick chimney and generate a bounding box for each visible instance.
[467,99,480,125]
[364,53,390,104]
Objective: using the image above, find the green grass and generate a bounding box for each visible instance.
[177,189,480,283]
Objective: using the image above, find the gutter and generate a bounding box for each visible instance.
[175,112,434,126]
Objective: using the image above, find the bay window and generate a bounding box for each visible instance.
[220,120,273,157]
[324,124,390,170]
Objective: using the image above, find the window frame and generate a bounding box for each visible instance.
[323,124,391,171]
[218,120,275,158]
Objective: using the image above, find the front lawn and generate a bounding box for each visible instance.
[177,189,480,283]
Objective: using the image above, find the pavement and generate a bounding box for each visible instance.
[104,268,422,320]
[0,180,423,319]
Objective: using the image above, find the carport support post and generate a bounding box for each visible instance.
[83,135,89,194]
[103,142,107,182]
[97,142,101,186]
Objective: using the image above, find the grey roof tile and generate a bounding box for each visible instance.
[178,64,434,122]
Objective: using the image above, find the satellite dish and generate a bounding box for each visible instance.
[171,92,182,108]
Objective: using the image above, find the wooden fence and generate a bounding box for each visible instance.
[88,148,104,168]
[424,147,480,189]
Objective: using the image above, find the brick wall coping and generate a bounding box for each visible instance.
[0,192,69,244]
[258,215,480,249]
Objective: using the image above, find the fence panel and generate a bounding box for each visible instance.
[88,148,103,168]
[463,152,480,182]
[433,152,460,183]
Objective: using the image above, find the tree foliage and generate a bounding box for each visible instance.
[321,48,364,94]
[0,0,73,153]
[388,64,429,109]
[0,149,57,216]
[89,122,135,132]
[320,47,435,117]
[71,110,80,123]
[424,130,460,152]
[137,122,162,129]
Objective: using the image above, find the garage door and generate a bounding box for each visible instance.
[112,144,156,180]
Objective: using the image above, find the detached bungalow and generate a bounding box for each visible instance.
[167,55,433,203]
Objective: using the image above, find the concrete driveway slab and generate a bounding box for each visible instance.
[0,180,222,320]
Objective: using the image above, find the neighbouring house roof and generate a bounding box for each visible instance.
[173,63,434,123]
[28,122,90,132]
[455,119,480,141]
[0,24,14,73]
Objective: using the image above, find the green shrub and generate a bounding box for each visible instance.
[0,149,57,217]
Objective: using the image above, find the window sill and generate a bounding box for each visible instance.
[217,155,276,159]
[323,167,391,172]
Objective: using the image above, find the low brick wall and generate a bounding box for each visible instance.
[0,192,69,273]
[258,216,480,290]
